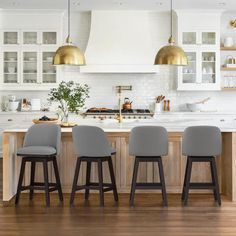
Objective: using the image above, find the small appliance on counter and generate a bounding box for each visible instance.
[30,99,41,111]
[8,94,19,112]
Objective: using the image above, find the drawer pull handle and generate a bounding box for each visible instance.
[8,119,13,121]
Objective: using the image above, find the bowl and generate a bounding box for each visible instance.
[186,103,202,112]
[32,118,59,124]
[8,67,15,73]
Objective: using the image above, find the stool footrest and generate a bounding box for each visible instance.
[135,183,162,189]
[75,183,115,192]
[188,182,215,189]
[21,184,59,192]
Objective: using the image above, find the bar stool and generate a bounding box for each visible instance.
[15,124,63,207]
[70,125,118,206]
[129,126,168,206]
[182,126,222,206]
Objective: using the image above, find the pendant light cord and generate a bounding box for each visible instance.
[170,0,173,38]
[68,0,70,38]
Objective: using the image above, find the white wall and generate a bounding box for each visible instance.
[1,11,236,112]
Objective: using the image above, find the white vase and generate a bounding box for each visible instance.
[224,37,234,47]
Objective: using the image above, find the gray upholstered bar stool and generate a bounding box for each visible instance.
[70,125,118,206]
[129,126,168,206]
[15,124,63,207]
[182,126,222,206]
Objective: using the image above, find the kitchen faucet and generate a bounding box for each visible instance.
[115,86,132,123]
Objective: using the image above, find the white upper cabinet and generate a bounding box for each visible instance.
[175,10,222,91]
[0,30,60,90]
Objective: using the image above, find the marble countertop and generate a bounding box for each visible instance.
[3,116,236,133]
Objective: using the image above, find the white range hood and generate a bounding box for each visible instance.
[81,11,158,73]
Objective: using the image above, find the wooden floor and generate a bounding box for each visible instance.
[0,193,236,236]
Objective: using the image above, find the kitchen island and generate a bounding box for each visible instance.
[2,117,236,202]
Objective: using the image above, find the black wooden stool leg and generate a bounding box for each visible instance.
[70,158,82,205]
[108,157,119,202]
[29,161,35,200]
[98,159,104,207]
[181,158,189,201]
[52,157,63,202]
[130,158,139,206]
[85,161,91,200]
[158,158,168,206]
[43,160,50,207]
[15,158,26,205]
[211,158,221,206]
[210,159,217,201]
[184,157,193,206]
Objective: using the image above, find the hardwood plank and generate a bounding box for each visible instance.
[0,193,236,236]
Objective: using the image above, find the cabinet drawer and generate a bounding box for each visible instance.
[0,115,25,124]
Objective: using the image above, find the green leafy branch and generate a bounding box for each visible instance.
[48,81,90,114]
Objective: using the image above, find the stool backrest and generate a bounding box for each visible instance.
[129,126,168,156]
[23,124,61,154]
[182,126,222,157]
[72,125,111,157]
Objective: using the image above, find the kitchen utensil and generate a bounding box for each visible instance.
[122,98,132,110]
[156,95,165,103]
[224,37,234,47]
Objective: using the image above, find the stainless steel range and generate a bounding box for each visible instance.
[83,108,154,120]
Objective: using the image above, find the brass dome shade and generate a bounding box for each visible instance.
[53,0,85,66]
[53,37,86,66]
[155,37,188,66]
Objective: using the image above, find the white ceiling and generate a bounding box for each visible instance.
[0,0,235,11]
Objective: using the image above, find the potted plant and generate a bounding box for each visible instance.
[48,81,89,123]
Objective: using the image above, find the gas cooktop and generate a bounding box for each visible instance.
[83,108,154,119]
[85,108,151,114]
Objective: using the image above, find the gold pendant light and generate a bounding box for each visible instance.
[53,0,86,66]
[154,0,188,66]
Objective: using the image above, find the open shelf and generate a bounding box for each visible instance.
[221,47,236,51]
[221,67,236,71]
[221,87,236,91]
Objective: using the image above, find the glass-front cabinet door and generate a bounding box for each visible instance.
[3,32,18,45]
[201,52,216,84]
[182,31,217,46]
[22,51,38,84]
[182,32,197,45]
[42,32,57,45]
[182,52,197,84]
[41,52,57,84]
[23,32,38,45]
[201,32,216,45]
[3,51,19,84]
